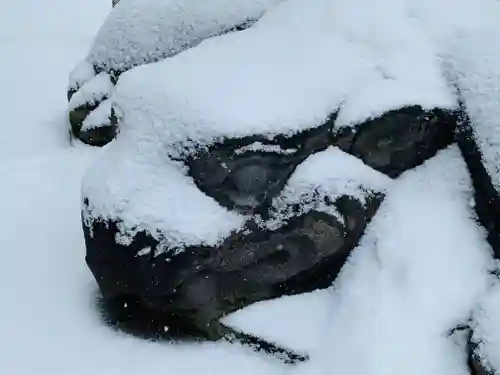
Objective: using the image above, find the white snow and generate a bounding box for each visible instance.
[112,0,456,154]
[235,142,297,155]
[277,147,390,204]
[336,74,456,127]
[472,279,500,373]
[82,146,247,253]
[81,98,113,131]
[408,0,500,191]
[69,72,114,110]
[223,289,333,354]
[312,147,494,375]
[68,59,96,92]
[225,146,495,375]
[442,30,500,192]
[3,0,500,374]
[267,147,391,229]
[86,0,284,72]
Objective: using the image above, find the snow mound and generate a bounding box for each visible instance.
[86,0,283,72]
[112,0,456,155]
[219,146,494,372]
[69,72,114,111]
[224,289,332,354]
[235,142,296,155]
[311,146,492,374]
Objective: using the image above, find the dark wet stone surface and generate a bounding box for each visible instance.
[333,106,457,178]
[69,104,117,147]
[455,103,500,259]
[84,194,383,342]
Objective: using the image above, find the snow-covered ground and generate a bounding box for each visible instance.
[1,0,500,374]
[0,0,107,160]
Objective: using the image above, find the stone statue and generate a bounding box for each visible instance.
[70,0,500,373]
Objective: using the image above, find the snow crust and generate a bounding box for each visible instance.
[68,72,114,111]
[86,0,283,72]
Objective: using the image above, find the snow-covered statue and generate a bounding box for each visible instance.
[67,0,283,145]
[77,0,500,373]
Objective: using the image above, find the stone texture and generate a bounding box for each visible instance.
[187,119,334,214]
[68,104,117,147]
[84,193,383,343]
[333,106,457,178]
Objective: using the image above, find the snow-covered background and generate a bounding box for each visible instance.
[2,0,500,374]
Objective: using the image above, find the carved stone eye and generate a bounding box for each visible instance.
[188,150,296,213]
[187,122,335,212]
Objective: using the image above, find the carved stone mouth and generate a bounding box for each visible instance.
[85,193,382,353]
[96,292,310,364]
